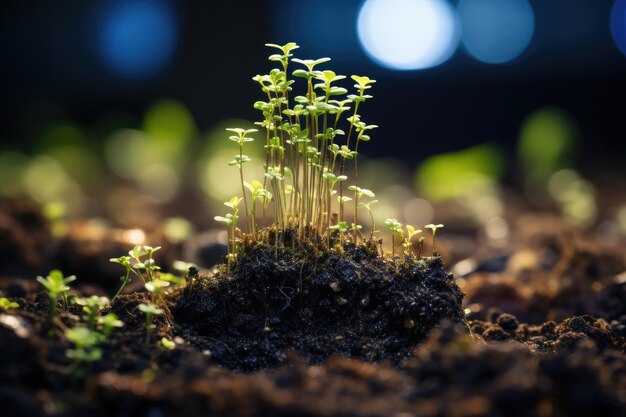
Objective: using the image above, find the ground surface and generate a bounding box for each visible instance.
[1,198,625,417]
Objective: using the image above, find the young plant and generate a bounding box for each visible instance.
[417,236,426,258]
[109,255,132,301]
[130,245,162,282]
[347,185,375,241]
[37,270,76,321]
[76,295,110,328]
[384,219,404,257]
[402,225,422,256]
[138,302,163,343]
[110,245,163,300]
[425,224,445,256]
[0,297,19,310]
[356,199,378,239]
[159,337,176,351]
[244,179,273,237]
[64,326,102,376]
[227,128,257,232]
[214,196,244,272]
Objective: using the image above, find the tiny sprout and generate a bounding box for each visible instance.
[138,303,164,342]
[357,199,379,238]
[384,219,403,257]
[425,224,445,256]
[37,270,76,320]
[417,236,426,258]
[0,297,19,310]
[65,326,102,373]
[402,225,422,255]
[216,197,244,272]
[76,295,110,328]
[159,337,176,351]
[98,313,124,337]
[145,279,170,298]
[110,255,132,301]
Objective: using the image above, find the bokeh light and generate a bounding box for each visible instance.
[415,144,505,202]
[612,0,626,56]
[143,99,196,155]
[97,0,179,78]
[356,0,460,70]
[518,107,578,175]
[458,0,535,64]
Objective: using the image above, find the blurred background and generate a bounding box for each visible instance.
[1,0,626,271]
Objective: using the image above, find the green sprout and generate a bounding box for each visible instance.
[402,225,422,256]
[417,236,426,258]
[110,245,163,300]
[109,255,132,301]
[425,224,445,256]
[159,337,176,351]
[98,313,124,337]
[145,279,170,298]
[138,302,164,342]
[227,127,257,232]
[0,297,19,310]
[244,179,273,237]
[348,185,375,241]
[76,295,110,328]
[215,196,244,272]
[37,270,76,321]
[64,326,102,375]
[384,219,403,257]
[356,199,378,239]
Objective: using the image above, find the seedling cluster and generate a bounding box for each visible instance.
[215,42,445,265]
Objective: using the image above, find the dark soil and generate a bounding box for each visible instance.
[1,199,626,416]
[172,241,465,370]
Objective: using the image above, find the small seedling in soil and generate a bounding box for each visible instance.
[159,337,176,351]
[425,224,444,256]
[403,225,422,255]
[76,295,110,328]
[384,218,403,257]
[0,297,19,310]
[36,270,76,321]
[417,236,426,258]
[64,326,103,377]
[138,302,164,343]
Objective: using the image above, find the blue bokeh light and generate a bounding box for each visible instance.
[611,0,626,56]
[457,0,535,64]
[97,0,178,78]
[356,0,460,71]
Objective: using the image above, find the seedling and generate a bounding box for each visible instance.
[37,270,76,321]
[76,295,110,328]
[402,225,422,256]
[0,297,19,310]
[215,196,244,272]
[109,255,132,301]
[64,326,102,375]
[244,179,273,237]
[138,302,163,342]
[348,185,375,242]
[110,245,164,299]
[357,199,378,238]
[425,224,445,256]
[159,337,176,351]
[227,128,257,232]
[384,219,403,257]
[417,236,426,258]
